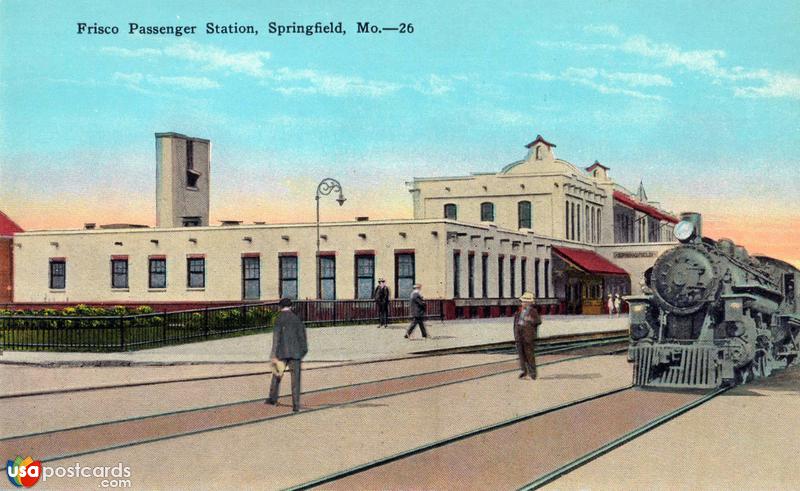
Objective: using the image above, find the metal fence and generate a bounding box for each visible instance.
[0,299,444,352]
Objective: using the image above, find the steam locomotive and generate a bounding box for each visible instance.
[627,212,800,388]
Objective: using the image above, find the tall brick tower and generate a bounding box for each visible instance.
[155,132,211,228]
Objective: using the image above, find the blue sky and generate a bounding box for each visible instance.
[0,0,798,261]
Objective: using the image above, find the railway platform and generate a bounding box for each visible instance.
[0,314,628,367]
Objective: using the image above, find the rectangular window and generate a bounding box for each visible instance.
[149,258,166,289]
[498,256,505,298]
[453,251,461,298]
[481,254,489,298]
[534,258,540,298]
[49,259,66,289]
[444,204,457,220]
[355,254,375,300]
[521,257,527,294]
[186,140,194,169]
[279,256,298,300]
[544,259,550,298]
[111,259,128,289]
[468,253,475,298]
[318,255,336,300]
[518,201,532,229]
[187,257,205,288]
[242,256,260,300]
[510,256,516,298]
[395,253,415,299]
[481,202,494,222]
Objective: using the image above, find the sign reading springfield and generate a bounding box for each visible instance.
[1,1,798,490]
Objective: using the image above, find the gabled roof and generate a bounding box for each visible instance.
[613,190,678,224]
[524,134,556,148]
[0,211,23,236]
[553,247,628,276]
[585,160,610,172]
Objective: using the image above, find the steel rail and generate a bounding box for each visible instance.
[0,334,628,400]
[2,346,627,464]
[517,385,731,490]
[2,340,625,443]
[284,386,634,491]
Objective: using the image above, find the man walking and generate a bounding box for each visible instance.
[405,283,428,339]
[266,298,308,412]
[373,278,391,328]
[514,292,541,379]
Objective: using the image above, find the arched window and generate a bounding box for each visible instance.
[535,146,542,160]
[443,203,457,220]
[480,202,494,222]
[518,201,532,229]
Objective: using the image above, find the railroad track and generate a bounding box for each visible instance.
[288,385,729,490]
[0,337,627,463]
[0,331,627,400]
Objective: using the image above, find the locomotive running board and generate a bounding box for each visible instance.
[632,344,720,388]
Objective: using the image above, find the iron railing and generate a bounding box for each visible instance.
[0,299,445,352]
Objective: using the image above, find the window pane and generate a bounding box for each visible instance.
[50,261,66,289]
[444,204,457,220]
[481,203,494,221]
[111,260,128,288]
[397,278,414,299]
[188,258,205,288]
[357,278,374,299]
[149,259,166,289]
[281,280,298,300]
[320,279,336,300]
[280,257,298,279]
[518,201,532,229]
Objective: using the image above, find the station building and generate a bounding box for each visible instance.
[5,132,679,315]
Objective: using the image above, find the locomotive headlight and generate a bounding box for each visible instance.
[674,220,695,242]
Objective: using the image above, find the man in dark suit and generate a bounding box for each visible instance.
[373,278,391,328]
[266,297,308,412]
[405,283,429,339]
[514,291,541,379]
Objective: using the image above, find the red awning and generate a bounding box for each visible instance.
[613,191,678,224]
[0,211,23,236]
[553,247,628,276]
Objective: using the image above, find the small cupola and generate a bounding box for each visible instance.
[585,160,610,180]
[525,134,556,162]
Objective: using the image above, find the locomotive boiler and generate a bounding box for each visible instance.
[627,212,800,388]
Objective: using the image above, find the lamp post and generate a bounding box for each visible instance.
[316,178,346,299]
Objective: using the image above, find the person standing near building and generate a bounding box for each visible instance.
[405,284,429,339]
[373,278,391,328]
[514,292,541,379]
[265,298,308,412]
[614,293,622,317]
[607,293,615,316]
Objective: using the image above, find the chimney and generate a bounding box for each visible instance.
[356,216,369,222]
[84,223,96,229]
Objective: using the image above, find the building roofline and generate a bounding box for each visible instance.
[154,132,210,143]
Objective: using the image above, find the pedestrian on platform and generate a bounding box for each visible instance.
[265,298,308,412]
[514,292,541,379]
[607,293,615,316]
[373,278,391,328]
[405,284,429,339]
[614,293,622,317]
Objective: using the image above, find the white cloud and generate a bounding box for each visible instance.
[584,24,622,38]
[734,73,800,99]
[524,68,666,100]
[601,71,673,87]
[540,25,800,100]
[268,67,402,97]
[112,72,219,91]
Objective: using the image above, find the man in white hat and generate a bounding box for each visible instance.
[514,292,541,379]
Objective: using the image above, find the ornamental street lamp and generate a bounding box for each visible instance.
[316,178,346,299]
